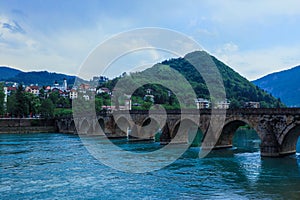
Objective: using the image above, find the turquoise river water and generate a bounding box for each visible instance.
[1,131,300,199]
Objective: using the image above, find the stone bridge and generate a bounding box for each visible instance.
[56,108,300,157]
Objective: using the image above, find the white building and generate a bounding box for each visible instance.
[244,101,260,108]
[214,99,230,109]
[96,87,111,94]
[144,94,154,102]
[3,87,8,103]
[69,89,78,99]
[25,86,40,96]
[83,94,90,101]
[195,98,210,109]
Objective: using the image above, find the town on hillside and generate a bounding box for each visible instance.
[0,74,262,118]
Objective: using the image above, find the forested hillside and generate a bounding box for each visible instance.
[100,51,283,109]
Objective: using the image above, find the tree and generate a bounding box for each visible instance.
[25,93,41,117]
[15,85,28,117]
[95,97,103,113]
[7,94,17,116]
[39,88,46,99]
[57,96,70,108]
[229,99,241,109]
[49,91,60,106]
[0,83,5,115]
[40,99,54,118]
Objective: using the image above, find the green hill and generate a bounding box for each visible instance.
[101,51,283,109]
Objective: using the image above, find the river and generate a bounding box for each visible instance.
[1,130,300,199]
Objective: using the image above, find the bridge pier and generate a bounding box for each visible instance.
[160,123,171,145]
[260,133,280,157]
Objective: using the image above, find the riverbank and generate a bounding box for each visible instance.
[0,118,56,134]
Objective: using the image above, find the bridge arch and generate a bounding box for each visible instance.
[279,124,300,155]
[171,118,202,144]
[215,119,261,149]
[59,120,68,131]
[94,118,105,135]
[79,119,90,134]
[139,117,161,140]
[114,116,132,137]
[98,118,105,130]
[69,120,76,133]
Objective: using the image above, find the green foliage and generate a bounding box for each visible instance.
[95,97,103,113]
[49,91,60,105]
[40,99,55,118]
[0,83,5,115]
[54,108,72,117]
[72,94,94,114]
[15,85,29,117]
[7,93,17,116]
[99,51,283,109]
[25,93,41,116]
[141,101,153,110]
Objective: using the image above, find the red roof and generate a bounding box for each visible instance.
[7,87,17,91]
[28,86,39,90]
[52,88,63,93]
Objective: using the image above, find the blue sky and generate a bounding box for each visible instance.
[1,0,300,80]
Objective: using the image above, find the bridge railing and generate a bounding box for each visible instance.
[56,108,300,120]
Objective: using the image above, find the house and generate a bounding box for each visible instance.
[144,94,154,102]
[195,98,210,109]
[79,83,90,90]
[61,91,69,98]
[52,88,63,94]
[43,85,51,92]
[6,86,17,96]
[101,105,127,111]
[83,94,90,101]
[69,89,78,99]
[89,87,97,93]
[214,99,230,109]
[96,87,111,94]
[25,86,40,96]
[244,101,260,108]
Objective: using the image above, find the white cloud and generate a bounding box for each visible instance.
[213,44,300,80]
[0,16,37,49]
[1,1,300,81]
[207,0,300,23]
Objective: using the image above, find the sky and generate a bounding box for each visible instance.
[1,0,300,80]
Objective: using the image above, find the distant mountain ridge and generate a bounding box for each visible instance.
[253,65,300,107]
[0,66,84,86]
[0,66,22,80]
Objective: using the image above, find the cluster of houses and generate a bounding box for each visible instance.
[2,77,112,105]
[194,98,260,109]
